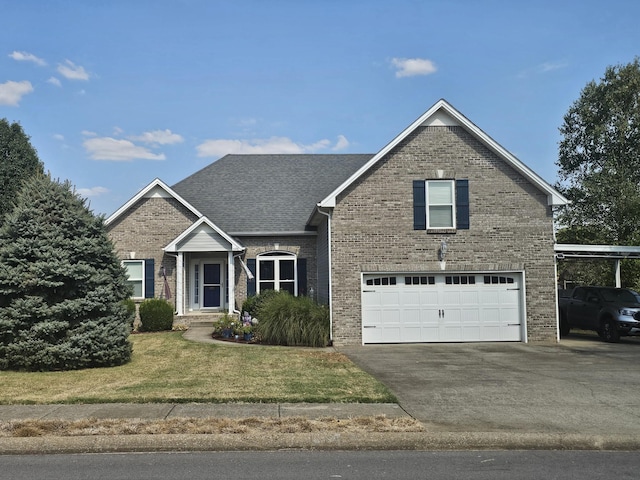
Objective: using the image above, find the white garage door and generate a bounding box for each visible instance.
[361,273,523,343]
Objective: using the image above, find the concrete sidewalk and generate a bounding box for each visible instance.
[0,402,407,422]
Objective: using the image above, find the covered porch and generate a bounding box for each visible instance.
[164,217,244,316]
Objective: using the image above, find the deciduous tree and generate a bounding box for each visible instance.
[556,58,640,287]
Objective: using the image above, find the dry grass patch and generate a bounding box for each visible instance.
[0,332,395,404]
[0,416,424,437]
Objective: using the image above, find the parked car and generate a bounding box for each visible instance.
[558,286,640,342]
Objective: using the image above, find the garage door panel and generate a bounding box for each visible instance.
[419,290,439,305]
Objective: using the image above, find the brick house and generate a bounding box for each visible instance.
[106,99,568,345]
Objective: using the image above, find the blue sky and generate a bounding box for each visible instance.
[1,0,638,216]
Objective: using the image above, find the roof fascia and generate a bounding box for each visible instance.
[318,99,569,208]
[164,217,244,252]
[105,178,203,226]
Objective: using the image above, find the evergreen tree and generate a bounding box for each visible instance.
[0,119,44,222]
[0,173,132,371]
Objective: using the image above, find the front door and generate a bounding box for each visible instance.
[202,263,222,308]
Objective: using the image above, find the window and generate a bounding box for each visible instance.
[427,180,455,228]
[404,276,435,285]
[445,275,476,285]
[123,259,154,299]
[257,252,297,295]
[413,179,469,230]
[366,276,397,286]
[483,275,514,285]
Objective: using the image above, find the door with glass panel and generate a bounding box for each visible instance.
[192,261,223,310]
[202,263,222,308]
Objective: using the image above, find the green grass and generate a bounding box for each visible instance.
[0,332,396,405]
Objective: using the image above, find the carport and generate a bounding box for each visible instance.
[554,244,640,287]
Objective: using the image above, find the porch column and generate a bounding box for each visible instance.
[615,258,621,288]
[228,251,235,313]
[176,252,184,316]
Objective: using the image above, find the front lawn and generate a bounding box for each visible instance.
[0,332,395,405]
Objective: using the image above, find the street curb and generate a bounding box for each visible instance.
[2,432,640,454]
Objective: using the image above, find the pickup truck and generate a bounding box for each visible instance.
[558,286,640,342]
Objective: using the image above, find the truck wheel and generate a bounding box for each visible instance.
[600,318,620,343]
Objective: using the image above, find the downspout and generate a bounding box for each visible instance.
[317,207,333,343]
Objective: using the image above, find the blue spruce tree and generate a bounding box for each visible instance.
[0,173,132,370]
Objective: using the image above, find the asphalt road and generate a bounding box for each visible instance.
[2,451,638,480]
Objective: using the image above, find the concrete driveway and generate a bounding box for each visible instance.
[338,333,640,436]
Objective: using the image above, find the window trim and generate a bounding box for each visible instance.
[123,259,145,299]
[426,179,456,229]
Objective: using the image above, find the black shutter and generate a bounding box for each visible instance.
[144,259,155,298]
[297,258,307,297]
[247,259,256,296]
[456,179,470,230]
[413,180,426,230]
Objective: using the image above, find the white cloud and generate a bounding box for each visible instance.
[333,134,350,151]
[77,186,109,197]
[391,57,437,78]
[112,126,124,136]
[47,76,62,87]
[517,61,568,79]
[539,61,567,72]
[53,133,64,141]
[0,80,34,106]
[129,129,184,145]
[196,136,346,158]
[81,130,97,137]
[83,137,166,161]
[9,51,46,66]
[57,60,90,81]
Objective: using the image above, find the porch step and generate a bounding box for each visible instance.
[178,313,234,327]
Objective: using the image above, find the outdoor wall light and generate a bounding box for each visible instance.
[438,239,448,262]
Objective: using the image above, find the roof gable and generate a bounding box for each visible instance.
[105,178,203,227]
[164,217,244,252]
[318,99,569,208]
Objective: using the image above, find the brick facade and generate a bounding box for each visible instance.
[107,196,199,307]
[330,126,557,346]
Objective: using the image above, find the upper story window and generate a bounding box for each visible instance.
[427,180,455,228]
[413,179,469,231]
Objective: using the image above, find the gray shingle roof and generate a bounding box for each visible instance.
[172,154,373,234]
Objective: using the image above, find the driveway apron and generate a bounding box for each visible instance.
[338,336,640,436]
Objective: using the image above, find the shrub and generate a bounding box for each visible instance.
[241,289,280,319]
[212,313,238,334]
[254,291,330,347]
[138,298,174,332]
